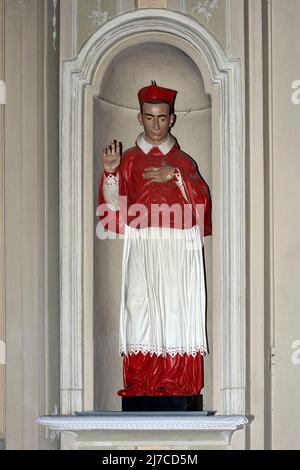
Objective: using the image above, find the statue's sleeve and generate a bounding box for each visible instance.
[97,153,132,235]
[102,172,120,212]
[175,159,212,238]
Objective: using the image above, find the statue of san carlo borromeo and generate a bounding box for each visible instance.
[97,82,212,398]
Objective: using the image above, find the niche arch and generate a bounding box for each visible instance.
[60,9,245,416]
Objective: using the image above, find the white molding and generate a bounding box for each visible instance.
[0,80,5,104]
[10,0,25,17]
[0,340,5,364]
[246,0,269,449]
[117,0,124,15]
[179,0,186,13]
[38,414,249,431]
[60,9,245,415]
[60,0,77,62]
[225,0,232,55]
[72,0,77,57]
[52,0,58,50]
[39,414,250,450]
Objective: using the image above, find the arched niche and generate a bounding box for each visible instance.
[60,9,245,417]
[93,42,212,411]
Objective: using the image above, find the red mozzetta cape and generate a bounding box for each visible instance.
[98,142,212,238]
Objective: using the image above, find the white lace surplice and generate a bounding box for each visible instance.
[102,134,208,358]
[119,225,207,358]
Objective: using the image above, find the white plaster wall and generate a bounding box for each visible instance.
[267,0,300,450]
[76,0,227,53]
[4,0,60,450]
[100,43,211,111]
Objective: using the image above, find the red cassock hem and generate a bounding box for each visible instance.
[118,352,203,397]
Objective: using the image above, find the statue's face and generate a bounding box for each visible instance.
[138,102,175,146]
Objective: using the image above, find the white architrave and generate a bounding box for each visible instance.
[60,9,245,415]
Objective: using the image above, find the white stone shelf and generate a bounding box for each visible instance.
[38,414,249,431]
[38,414,250,450]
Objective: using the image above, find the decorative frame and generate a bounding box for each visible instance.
[60,9,245,416]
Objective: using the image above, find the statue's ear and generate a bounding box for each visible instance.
[170,114,175,127]
[138,112,143,126]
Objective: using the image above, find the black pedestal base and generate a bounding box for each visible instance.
[122,395,203,412]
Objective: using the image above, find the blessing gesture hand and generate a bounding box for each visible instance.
[102,140,122,173]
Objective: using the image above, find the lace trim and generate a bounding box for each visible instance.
[104,173,119,186]
[174,169,189,203]
[120,344,207,358]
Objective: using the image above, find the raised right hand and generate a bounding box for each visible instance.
[102,140,122,173]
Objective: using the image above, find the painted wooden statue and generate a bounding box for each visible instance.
[98,82,212,397]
